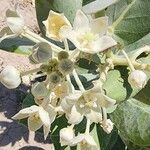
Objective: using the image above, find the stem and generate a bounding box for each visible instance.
[21,33,39,43]
[24,29,63,52]
[72,69,85,93]
[112,56,150,71]
[20,67,41,76]
[131,45,150,61]
[66,74,75,93]
[85,118,91,134]
[64,39,69,52]
[122,50,135,71]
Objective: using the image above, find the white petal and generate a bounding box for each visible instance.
[12,105,39,120]
[43,10,71,41]
[67,106,83,124]
[65,91,82,106]
[28,114,43,131]
[82,0,118,14]
[73,10,90,32]
[38,107,50,127]
[91,35,117,53]
[45,104,57,123]
[43,124,51,140]
[90,16,108,35]
[59,25,80,48]
[60,126,74,146]
[70,134,85,146]
[86,110,102,123]
[98,94,116,108]
[84,134,97,146]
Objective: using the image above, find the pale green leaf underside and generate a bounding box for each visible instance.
[107,0,150,45]
[111,98,150,146]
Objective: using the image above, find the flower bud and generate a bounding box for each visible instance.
[58,51,69,60]
[31,82,48,103]
[29,42,52,64]
[0,65,21,89]
[49,72,61,85]
[128,70,147,88]
[6,9,25,34]
[60,126,74,146]
[100,119,114,134]
[58,59,74,75]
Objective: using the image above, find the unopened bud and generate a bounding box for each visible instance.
[0,65,21,89]
[60,126,74,146]
[100,119,114,134]
[49,72,61,85]
[58,51,69,60]
[128,70,147,88]
[29,42,52,64]
[58,59,74,75]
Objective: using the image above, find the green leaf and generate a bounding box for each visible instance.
[124,33,150,53]
[52,0,83,23]
[134,80,150,105]
[103,67,139,102]
[0,37,33,55]
[107,0,150,45]
[82,0,96,6]
[96,124,116,150]
[111,98,150,146]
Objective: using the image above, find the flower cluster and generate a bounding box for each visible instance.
[0,7,149,149]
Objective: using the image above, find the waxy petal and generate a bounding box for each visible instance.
[38,107,50,127]
[90,16,108,35]
[12,105,39,120]
[73,10,90,32]
[91,35,117,53]
[43,10,71,41]
[28,114,43,131]
[43,124,51,140]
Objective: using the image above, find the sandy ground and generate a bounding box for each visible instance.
[0,0,54,149]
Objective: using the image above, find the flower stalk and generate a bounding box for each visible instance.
[121,50,135,71]
[20,67,41,76]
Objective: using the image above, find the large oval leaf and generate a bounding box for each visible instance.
[107,0,150,45]
[111,98,150,146]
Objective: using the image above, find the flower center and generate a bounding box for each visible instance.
[78,32,97,48]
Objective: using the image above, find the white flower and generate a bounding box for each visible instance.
[86,110,102,123]
[100,119,114,134]
[0,65,21,89]
[67,105,83,125]
[128,70,147,88]
[52,81,71,99]
[61,91,82,113]
[60,10,117,54]
[60,126,75,146]
[12,105,51,139]
[70,133,97,150]
[43,10,71,41]
[6,9,25,34]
